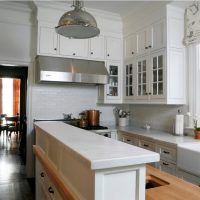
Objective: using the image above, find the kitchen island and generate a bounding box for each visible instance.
[34,121,159,200]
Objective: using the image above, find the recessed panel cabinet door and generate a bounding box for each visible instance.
[106,37,121,61]
[124,34,138,59]
[59,36,88,58]
[39,26,58,55]
[89,36,105,60]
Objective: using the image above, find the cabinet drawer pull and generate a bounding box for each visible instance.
[145,47,148,49]
[148,92,152,95]
[91,52,93,55]
[163,150,170,154]
[143,144,149,147]
[107,54,110,57]
[132,52,134,55]
[54,48,57,51]
[162,162,169,166]
[40,172,44,177]
[48,187,54,194]
[126,139,131,142]
[148,45,152,48]
[73,53,76,56]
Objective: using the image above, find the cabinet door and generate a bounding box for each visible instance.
[124,61,136,99]
[39,26,58,55]
[150,51,166,100]
[135,56,149,100]
[105,61,121,100]
[59,36,88,58]
[89,35,105,60]
[124,34,138,59]
[106,37,121,61]
[152,19,166,51]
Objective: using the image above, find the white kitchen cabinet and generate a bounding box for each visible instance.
[123,5,186,105]
[124,60,136,100]
[98,61,122,104]
[137,26,153,55]
[89,35,105,60]
[38,26,58,55]
[106,36,121,61]
[124,34,138,59]
[59,36,88,58]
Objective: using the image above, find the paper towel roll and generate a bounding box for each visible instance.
[175,114,184,135]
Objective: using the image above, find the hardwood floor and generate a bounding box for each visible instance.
[0,131,35,200]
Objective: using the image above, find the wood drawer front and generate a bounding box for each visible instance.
[157,145,176,163]
[158,160,176,176]
[140,140,155,151]
[123,135,139,146]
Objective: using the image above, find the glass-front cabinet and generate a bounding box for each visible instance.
[150,51,165,99]
[124,62,135,99]
[106,62,121,98]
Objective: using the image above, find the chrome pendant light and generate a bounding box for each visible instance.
[55,0,100,39]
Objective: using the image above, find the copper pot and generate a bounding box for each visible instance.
[87,110,100,126]
[79,118,88,128]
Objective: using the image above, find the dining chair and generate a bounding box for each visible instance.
[0,114,7,136]
[5,116,20,140]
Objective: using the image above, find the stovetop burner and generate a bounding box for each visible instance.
[81,125,108,130]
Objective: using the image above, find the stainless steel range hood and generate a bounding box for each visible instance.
[35,56,109,84]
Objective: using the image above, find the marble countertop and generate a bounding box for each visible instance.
[34,121,159,170]
[108,125,200,146]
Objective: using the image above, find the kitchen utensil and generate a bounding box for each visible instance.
[87,110,101,126]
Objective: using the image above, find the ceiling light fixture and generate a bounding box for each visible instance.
[55,0,100,39]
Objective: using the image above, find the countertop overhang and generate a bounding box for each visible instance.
[34,121,159,170]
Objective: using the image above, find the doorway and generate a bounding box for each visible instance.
[0,65,28,162]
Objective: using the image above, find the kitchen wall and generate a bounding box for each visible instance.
[31,83,116,123]
[128,104,188,132]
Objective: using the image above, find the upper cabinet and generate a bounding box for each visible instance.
[89,36,105,60]
[106,37,121,61]
[124,34,138,59]
[123,5,186,105]
[38,26,58,55]
[59,36,88,58]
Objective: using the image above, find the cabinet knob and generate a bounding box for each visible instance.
[143,144,149,147]
[145,47,148,49]
[132,52,134,55]
[149,92,152,95]
[73,53,76,56]
[48,187,54,194]
[107,54,110,57]
[40,172,44,177]
[54,48,57,51]
[145,92,148,95]
[148,45,152,48]
[91,52,93,55]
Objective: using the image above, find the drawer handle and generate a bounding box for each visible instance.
[40,172,44,177]
[143,144,149,147]
[127,139,131,142]
[48,187,54,194]
[162,162,169,166]
[163,150,170,154]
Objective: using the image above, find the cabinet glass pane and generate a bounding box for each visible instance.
[126,87,128,96]
[158,82,163,95]
[129,65,133,74]
[138,73,141,84]
[143,85,146,94]
[143,73,146,83]
[143,60,146,69]
[109,87,118,96]
[158,55,163,68]
[138,62,141,72]
[153,70,157,82]
[129,76,132,85]
[153,83,157,95]
[153,57,157,69]
[130,86,133,96]
[126,65,128,75]
[138,85,141,95]
[110,65,118,75]
[126,76,128,85]
[158,69,163,81]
